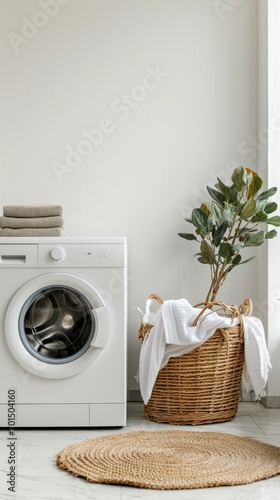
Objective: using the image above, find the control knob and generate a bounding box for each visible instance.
[50,247,65,261]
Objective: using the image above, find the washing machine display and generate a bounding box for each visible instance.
[19,285,95,364]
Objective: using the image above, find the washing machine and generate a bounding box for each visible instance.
[0,237,127,427]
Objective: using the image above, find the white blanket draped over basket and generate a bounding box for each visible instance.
[137,299,272,405]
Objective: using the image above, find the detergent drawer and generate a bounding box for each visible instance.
[0,245,37,267]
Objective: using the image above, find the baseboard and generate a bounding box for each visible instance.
[261,396,280,408]
[127,391,280,407]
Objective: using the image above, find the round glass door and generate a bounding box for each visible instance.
[18,286,95,364]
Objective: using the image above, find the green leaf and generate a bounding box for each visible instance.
[229,185,239,203]
[200,203,211,216]
[238,227,257,236]
[265,229,277,239]
[237,256,255,265]
[200,240,215,264]
[241,199,256,219]
[252,176,263,195]
[243,231,265,247]
[257,187,277,201]
[231,254,242,266]
[232,243,242,252]
[216,178,231,200]
[223,202,235,226]
[192,208,209,234]
[232,166,246,192]
[246,168,263,198]
[266,216,280,227]
[206,186,226,205]
[264,202,278,214]
[178,233,198,241]
[197,256,208,264]
[212,221,228,247]
[212,202,223,226]
[207,216,214,233]
[251,210,268,223]
[218,242,232,262]
[195,252,209,264]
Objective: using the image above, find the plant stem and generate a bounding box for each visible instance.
[205,207,241,302]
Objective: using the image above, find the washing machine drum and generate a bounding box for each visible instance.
[5,273,110,379]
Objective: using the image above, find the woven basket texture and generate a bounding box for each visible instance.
[139,297,252,426]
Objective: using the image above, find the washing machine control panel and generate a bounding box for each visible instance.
[38,243,126,268]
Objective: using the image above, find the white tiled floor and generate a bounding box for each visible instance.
[1,402,280,499]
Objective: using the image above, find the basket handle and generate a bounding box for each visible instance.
[144,294,163,318]
[146,294,163,305]
[238,297,253,317]
[192,298,252,339]
[138,294,163,342]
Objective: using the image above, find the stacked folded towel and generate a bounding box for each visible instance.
[0,205,64,236]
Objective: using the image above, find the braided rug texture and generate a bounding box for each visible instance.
[56,430,280,490]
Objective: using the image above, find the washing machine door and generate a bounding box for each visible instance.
[5,273,109,379]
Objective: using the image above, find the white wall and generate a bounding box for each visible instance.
[267,0,280,401]
[0,0,259,391]
[258,0,280,404]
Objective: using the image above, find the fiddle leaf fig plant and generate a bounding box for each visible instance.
[179,166,280,302]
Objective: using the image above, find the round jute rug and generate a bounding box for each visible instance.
[56,430,280,490]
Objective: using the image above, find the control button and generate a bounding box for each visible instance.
[104,253,108,257]
[50,247,65,261]
[98,253,102,257]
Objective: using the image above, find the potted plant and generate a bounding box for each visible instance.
[139,166,279,426]
[179,166,280,303]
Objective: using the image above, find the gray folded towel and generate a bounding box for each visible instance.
[0,216,64,229]
[3,205,63,218]
[1,227,64,237]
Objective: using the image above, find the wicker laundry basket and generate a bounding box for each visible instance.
[138,296,252,426]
